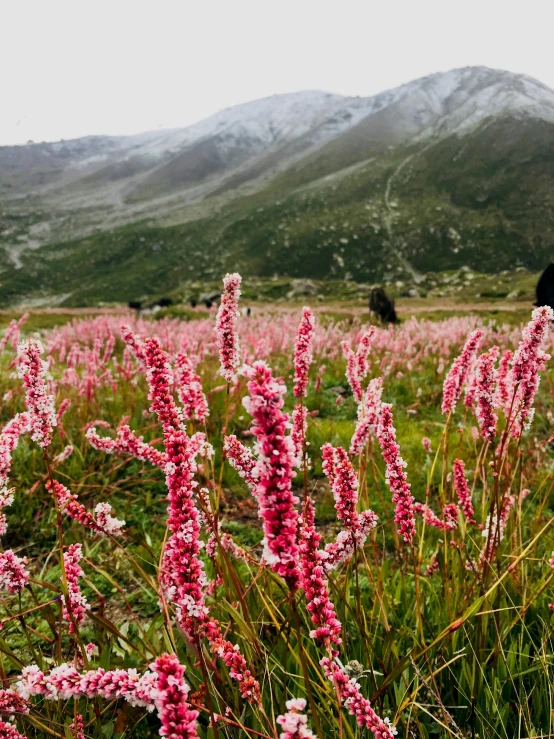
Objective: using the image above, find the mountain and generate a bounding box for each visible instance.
[1,65,554,306]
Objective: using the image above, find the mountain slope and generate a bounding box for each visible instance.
[1,66,554,306]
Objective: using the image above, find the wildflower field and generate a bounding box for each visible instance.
[0,276,553,739]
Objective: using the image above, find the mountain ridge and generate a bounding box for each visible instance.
[1,65,554,306]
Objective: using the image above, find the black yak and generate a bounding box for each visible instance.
[536,263,554,313]
[369,287,399,324]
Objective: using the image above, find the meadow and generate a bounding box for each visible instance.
[0,278,553,739]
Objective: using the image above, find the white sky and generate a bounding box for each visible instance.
[2,0,554,145]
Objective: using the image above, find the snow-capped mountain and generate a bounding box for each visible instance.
[3,66,554,205]
[1,65,554,306]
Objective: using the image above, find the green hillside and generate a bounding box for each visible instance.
[1,115,553,307]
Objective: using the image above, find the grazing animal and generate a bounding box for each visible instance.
[535,263,554,313]
[157,297,173,308]
[128,301,142,312]
[369,287,399,324]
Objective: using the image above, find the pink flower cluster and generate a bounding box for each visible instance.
[87,423,166,469]
[46,479,124,536]
[300,498,342,647]
[0,720,27,739]
[223,435,258,490]
[293,307,315,398]
[142,338,208,632]
[152,654,199,739]
[376,404,416,544]
[495,349,513,409]
[17,338,57,448]
[414,502,459,531]
[277,698,315,738]
[474,347,499,442]
[142,338,259,703]
[441,330,483,415]
[0,550,29,593]
[0,313,28,355]
[350,377,383,456]
[69,714,85,739]
[0,413,30,535]
[291,405,308,464]
[322,511,378,572]
[243,361,300,590]
[62,543,88,633]
[175,353,209,422]
[16,662,158,708]
[453,459,475,524]
[215,272,242,382]
[322,445,360,530]
[509,305,553,436]
[0,689,28,715]
[120,323,146,364]
[320,658,396,738]
[54,445,74,464]
[321,443,378,567]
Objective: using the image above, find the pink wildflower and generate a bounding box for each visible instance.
[0,720,27,739]
[143,339,259,702]
[62,544,88,633]
[320,658,396,738]
[0,413,29,534]
[421,437,432,454]
[321,442,336,487]
[291,404,308,463]
[342,341,363,403]
[277,697,315,738]
[94,503,125,536]
[16,663,158,708]
[300,498,342,647]
[54,445,73,464]
[120,324,145,363]
[69,714,85,739]
[243,361,301,589]
[17,338,57,448]
[424,557,440,577]
[453,459,475,524]
[215,273,242,382]
[376,403,416,544]
[355,328,375,381]
[323,511,378,571]
[142,338,207,631]
[152,654,199,739]
[293,307,315,398]
[322,445,359,531]
[87,423,166,469]
[441,330,483,415]
[0,689,28,715]
[223,435,258,489]
[175,353,209,422]
[495,349,513,410]
[413,502,459,530]
[46,479,123,536]
[475,347,499,442]
[350,377,383,456]
[509,306,553,436]
[0,550,29,593]
[56,398,71,438]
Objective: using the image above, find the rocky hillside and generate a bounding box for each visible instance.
[1,66,554,306]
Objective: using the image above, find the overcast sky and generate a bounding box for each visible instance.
[3,0,554,145]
